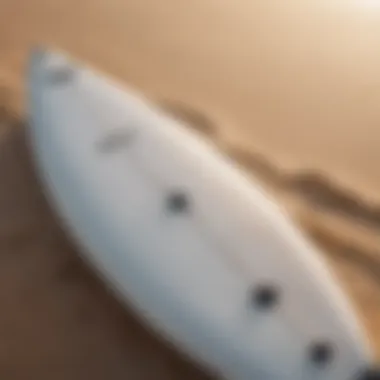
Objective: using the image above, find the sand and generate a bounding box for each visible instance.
[0,0,380,378]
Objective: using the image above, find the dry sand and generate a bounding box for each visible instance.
[0,0,380,378]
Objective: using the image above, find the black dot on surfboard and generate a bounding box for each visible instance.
[166,191,190,214]
[251,284,279,310]
[47,65,76,85]
[358,367,380,380]
[308,341,335,367]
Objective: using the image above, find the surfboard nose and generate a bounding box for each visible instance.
[27,46,79,134]
[28,46,75,89]
[28,46,55,88]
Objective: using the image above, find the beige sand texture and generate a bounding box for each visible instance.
[1,0,380,378]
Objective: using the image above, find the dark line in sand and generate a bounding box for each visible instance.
[305,222,380,286]
[225,145,380,232]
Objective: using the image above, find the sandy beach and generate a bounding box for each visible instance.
[1,0,380,378]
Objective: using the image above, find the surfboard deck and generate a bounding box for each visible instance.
[27,47,374,380]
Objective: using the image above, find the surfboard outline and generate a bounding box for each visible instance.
[26,46,375,380]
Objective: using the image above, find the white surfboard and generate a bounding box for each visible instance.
[27,47,376,380]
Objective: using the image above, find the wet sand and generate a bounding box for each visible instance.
[1,0,380,378]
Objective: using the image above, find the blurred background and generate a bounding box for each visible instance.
[0,0,380,378]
